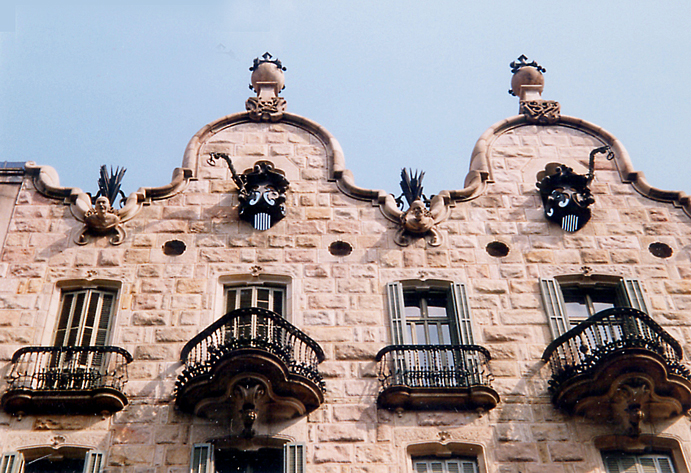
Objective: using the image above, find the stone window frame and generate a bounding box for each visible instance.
[216,275,293,324]
[191,441,304,473]
[406,442,488,473]
[1,447,104,473]
[386,280,476,346]
[539,274,649,339]
[41,280,123,347]
[595,435,689,473]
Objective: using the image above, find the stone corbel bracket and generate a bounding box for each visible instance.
[25,162,193,244]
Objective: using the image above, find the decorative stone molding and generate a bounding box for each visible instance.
[245,96,287,122]
[520,99,560,124]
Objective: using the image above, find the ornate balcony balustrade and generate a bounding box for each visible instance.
[542,307,691,434]
[175,307,325,423]
[1,346,133,415]
[375,344,499,411]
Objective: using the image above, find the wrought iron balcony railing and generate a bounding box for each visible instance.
[176,307,326,395]
[5,346,133,392]
[542,307,691,392]
[376,344,494,390]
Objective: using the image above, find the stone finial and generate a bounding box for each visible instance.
[509,55,545,100]
[509,55,560,124]
[246,53,287,121]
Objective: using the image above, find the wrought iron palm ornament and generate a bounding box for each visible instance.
[90,165,127,208]
[396,168,428,209]
[208,153,290,231]
[389,168,447,247]
[536,146,614,232]
[73,164,139,245]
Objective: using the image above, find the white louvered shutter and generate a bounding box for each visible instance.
[540,278,569,337]
[621,279,650,314]
[284,443,305,473]
[450,283,474,345]
[83,451,104,473]
[190,444,214,473]
[386,282,407,344]
[0,453,23,473]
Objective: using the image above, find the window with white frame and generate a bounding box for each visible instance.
[603,452,676,473]
[54,288,116,348]
[0,450,103,473]
[540,277,648,339]
[413,457,478,473]
[225,284,286,317]
[191,444,303,473]
[386,281,474,346]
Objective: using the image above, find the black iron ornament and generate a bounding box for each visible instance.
[536,146,614,232]
[208,153,290,231]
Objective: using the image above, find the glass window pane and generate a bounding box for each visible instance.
[273,290,284,316]
[564,301,590,321]
[416,325,426,345]
[257,288,270,309]
[427,305,448,318]
[239,289,252,308]
[405,306,421,318]
[440,324,451,344]
[226,289,237,312]
[426,294,448,317]
[428,325,440,345]
[592,301,615,314]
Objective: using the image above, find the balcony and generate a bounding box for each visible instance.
[175,307,325,422]
[542,307,691,433]
[1,346,133,416]
[375,344,499,411]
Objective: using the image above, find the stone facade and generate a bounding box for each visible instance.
[1,58,691,473]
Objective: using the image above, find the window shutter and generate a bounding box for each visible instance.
[190,444,214,473]
[413,459,477,473]
[83,451,104,473]
[0,453,23,473]
[386,282,407,345]
[450,283,474,344]
[284,443,305,473]
[540,279,569,337]
[621,279,649,314]
[655,455,675,473]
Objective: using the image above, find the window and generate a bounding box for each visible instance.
[387,281,473,346]
[55,288,116,348]
[385,281,480,388]
[540,277,648,338]
[603,452,676,473]
[0,451,103,473]
[225,284,285,317]
[191,444,303,473]
[413,457,478,473]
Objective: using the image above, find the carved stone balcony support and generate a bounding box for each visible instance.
[175,307,325,423]
[542,307,691,435]
[375,345,499,411]
[1,346,133,416]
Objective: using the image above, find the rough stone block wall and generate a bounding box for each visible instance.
[1,116,691,473]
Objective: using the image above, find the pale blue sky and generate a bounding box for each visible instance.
[1,1,690,199]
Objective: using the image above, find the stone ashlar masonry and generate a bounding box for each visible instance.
[2,109,691,473]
